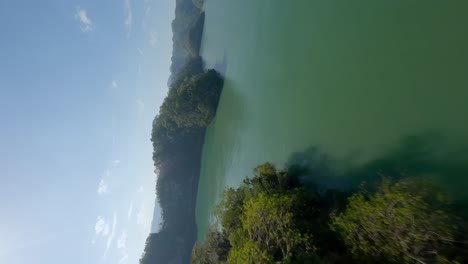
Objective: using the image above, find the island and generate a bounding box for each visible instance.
[138,0,220,263]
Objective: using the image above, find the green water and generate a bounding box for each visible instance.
[196,0,468,238]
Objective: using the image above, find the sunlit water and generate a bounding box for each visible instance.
[196,0,468,238]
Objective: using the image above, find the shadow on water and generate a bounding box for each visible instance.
[287,132,468,203]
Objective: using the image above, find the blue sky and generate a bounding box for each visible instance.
[0,0,175,263]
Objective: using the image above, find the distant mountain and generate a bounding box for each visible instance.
[167,0,202,86]
[139,1,219,262]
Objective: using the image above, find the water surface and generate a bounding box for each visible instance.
[196,0,468,238]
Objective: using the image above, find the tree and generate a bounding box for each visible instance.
[331,177,459,263]
[240,192,313,261]
[196,163,317,264]
[191,228,231,264]
[160,69,223,130]
[188,12,205,56]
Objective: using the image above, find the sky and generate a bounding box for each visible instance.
[0,0,175,263]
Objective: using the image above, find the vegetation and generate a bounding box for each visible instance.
[188,12,205,57]
[331,178,461,263]
[138,0,217,262]
[192,163,468,264]
[168,0,204,85]
[139,57,223,264]
[192,0,204,9]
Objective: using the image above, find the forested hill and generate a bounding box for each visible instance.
[139,0,223,262]
[168,0,203,85]
[139,58,223,264]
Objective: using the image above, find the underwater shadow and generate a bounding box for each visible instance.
[287,132,468,201]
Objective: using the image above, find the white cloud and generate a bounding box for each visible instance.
[75,7,94,32]
[137,48,143,56]
[95,216,106,235]
[118,253,129,264]
[124,0,133,34]
[127,202,134,221]
[117,231,127,249]
[137,186,143,193]
[101,213,117,260]
[138,64,142,76]
[107,214,117,249]
[141,7,151,31]
[97,179,108,195]
[150,32,158,47]
[113,159,121,167]
[95,216,110,237]
[103,223,110,236]
[111,80,118,88]
[137,99,145,113]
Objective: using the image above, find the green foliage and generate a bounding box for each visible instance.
[191,228,231,264]
[241,193,314,260]
[168,0,201,84]
[171,56,204,89]
[194,163,318,264]
[331,177,459,263]
[139,0,220,262]
[142,45,223,264]
[195,164,467,264]
[161,69,223,130]
[188,12,205,57]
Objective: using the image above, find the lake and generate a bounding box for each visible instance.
[196,0,468,239]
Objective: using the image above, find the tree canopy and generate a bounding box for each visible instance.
[331,177,461,263]
[193,164,468,264]
[193,163,325,264]
[139,1,222,260]
[140,57,223,264]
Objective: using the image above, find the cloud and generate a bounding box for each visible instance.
[111,80,118,88]
[103,223,110,236]
[124,0,133,34]
[137,186,143,193]
[75,7,94,32]
[141,7,151,31]
[95,216,110,236]
[137,48,143,56]
[127,203,134,221]
[150,32,158,47]
[117,231,127,249]
[138,64,142,76]
[106,214,117,249]
[118,253,129,264]
[137,99,145,113]
[107,215,117,249]
[97,179,108,195]
[113,159,121,167]
[101,213,117,261]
